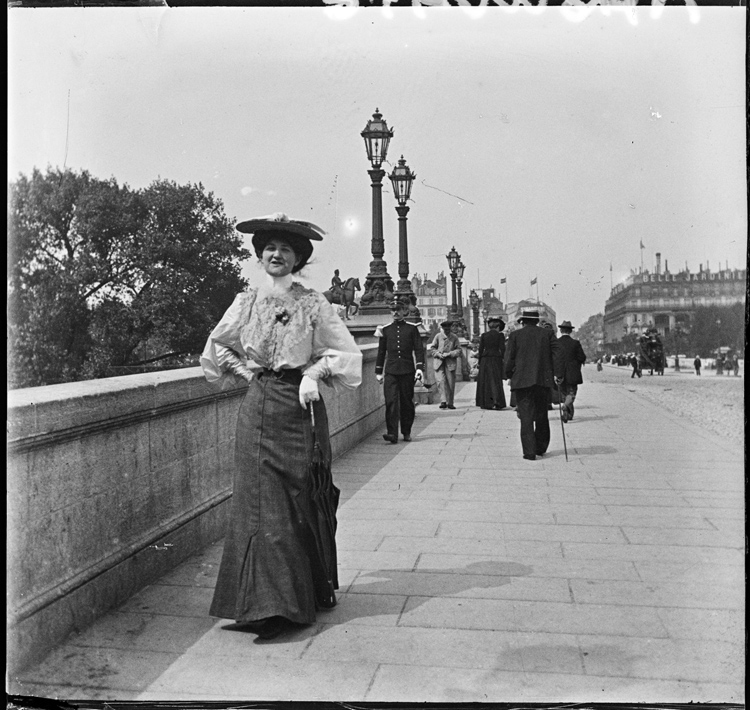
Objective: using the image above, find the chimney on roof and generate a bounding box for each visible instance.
[655,253,661,275]
[664,259,669,273]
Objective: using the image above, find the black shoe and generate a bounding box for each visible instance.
[447,405,456,410]
[523,454,536,461]
[402,434,412,442]
[382,434,398,444]
[254,616,294,641]
[222,620,267,633]
[439,402,447,409]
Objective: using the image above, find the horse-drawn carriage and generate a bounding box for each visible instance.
[637,328,665,376]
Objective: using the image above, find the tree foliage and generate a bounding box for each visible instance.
[8,167,249,388]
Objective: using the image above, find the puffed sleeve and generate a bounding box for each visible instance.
[200,293,254,390]
[303,295,362,391]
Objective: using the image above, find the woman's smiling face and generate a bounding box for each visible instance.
[261,238,300,277]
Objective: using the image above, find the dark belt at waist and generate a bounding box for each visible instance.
[258,367,303,384]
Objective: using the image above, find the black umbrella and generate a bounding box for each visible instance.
[307,403,340,608]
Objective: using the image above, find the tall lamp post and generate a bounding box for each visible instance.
[455,260,466,336]
[482,303,490,332]
[360,108,394,314]
[388,155,420,322]
[469,290,481,342]
[446,247,461,322]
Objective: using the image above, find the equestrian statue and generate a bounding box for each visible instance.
[323,273,361,320]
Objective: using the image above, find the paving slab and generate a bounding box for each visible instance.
[10,372,744,703]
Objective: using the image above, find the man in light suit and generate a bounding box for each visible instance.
[429,320,462,410]
[553,320,587,423]
[504,309,560,460]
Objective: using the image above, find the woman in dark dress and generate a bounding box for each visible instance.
[475,317,507,410]
[200,213,362,640]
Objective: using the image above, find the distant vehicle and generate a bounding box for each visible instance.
[637,328,665,376]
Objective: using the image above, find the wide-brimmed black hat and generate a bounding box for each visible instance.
[237,213,325,272]
[558,320,574,330]
[440,320,454,328]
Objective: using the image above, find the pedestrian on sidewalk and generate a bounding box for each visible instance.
[429,320,462,410]
[200,213,362,640]
[732,353,739,376]
[504,308,560,461]
[375,297,425,443]
[630,353,641,378]
[475,316,507,410]
[694,355,702,376]
[553,320,587,423]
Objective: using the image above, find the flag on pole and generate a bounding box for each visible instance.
[639,240,645,249]
[530,277,537,286]
[500,277,506,284]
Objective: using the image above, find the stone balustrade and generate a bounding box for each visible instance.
[7,344,382,673]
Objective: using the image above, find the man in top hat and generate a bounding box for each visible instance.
[429,319,463,410]
[553,320,587,423]
[504,308,560,460]
[375,297,425,443]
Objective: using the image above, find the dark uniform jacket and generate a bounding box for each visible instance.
[504,324,559,391]
[375,320,425,376]
[553,334,587,385]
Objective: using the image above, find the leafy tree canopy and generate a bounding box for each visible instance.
[8,167,249,388]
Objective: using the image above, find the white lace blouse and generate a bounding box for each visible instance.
[200,281,362,391]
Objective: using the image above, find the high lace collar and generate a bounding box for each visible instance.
[257,272,295,299]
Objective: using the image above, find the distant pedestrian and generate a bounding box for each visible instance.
[732,354,740,376]
[553,320,587,423]
[630,354,641,378]
[375,297,425,444]
[693,355,701,376]
[716,356,724,376]
[596,358,603,372]
[504,308,560,461]
[475,316,507,410]
[430,320,462,410]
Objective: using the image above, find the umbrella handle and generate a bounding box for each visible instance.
[309,402,316,428]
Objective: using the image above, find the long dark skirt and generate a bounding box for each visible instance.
[209,370,338,625]
[475,357,507,409]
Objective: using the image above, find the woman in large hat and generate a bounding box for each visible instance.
[475,316,507,410]
[200,213,362,639]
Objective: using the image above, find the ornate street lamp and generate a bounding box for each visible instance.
[446,247,460,321]
[388,155,420,323]
[359,109,395,314]
[469,289,481,341]
[455,260,466,336]
[673,323,683,371]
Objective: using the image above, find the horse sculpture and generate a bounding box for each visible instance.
[323,277,361,320]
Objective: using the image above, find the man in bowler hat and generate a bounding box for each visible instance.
[553,320,587,422]
[375,298,425,443]
[429,320,463,409]
[504,309,560,460]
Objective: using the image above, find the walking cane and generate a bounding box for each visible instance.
[556,381,569,462]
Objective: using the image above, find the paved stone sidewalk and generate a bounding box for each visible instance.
[11,374,744,703]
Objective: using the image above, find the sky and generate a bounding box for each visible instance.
[8,5,747,327]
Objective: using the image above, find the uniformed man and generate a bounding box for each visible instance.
[375,297,425,443]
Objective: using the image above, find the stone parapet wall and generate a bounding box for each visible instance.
[7,344,381,672]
